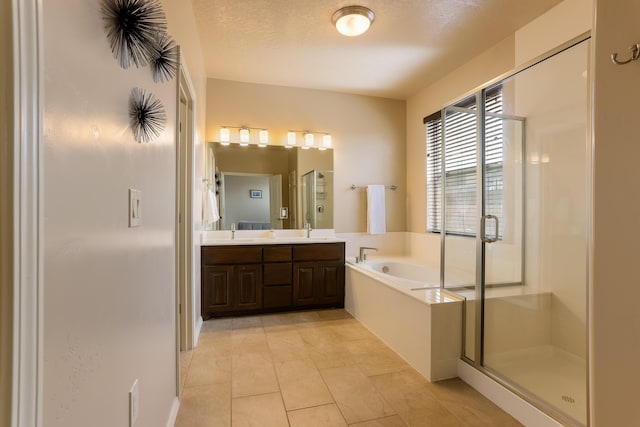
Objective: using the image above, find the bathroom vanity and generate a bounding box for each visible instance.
[201,241,345,319]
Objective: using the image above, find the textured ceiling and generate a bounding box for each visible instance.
[190,0,564,99]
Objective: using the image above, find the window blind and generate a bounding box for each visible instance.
[425,88,504,237]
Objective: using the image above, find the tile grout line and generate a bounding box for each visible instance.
[265,331,289,427]
[312,324,390,427]
[281,314,349,426]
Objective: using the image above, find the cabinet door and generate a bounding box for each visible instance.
[234,264,263,310]
[316,262,345,305]
[202,265,234,315]
[293,262,316,306]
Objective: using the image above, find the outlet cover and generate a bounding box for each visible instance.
[129,379,139,426]
[129,189,142,227]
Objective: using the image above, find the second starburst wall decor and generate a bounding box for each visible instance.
[100,0,178,82]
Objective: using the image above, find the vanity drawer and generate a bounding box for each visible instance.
[263,285,292,308]
[264,245,292,262]
[293,243,344,262]
[202,246,262,264]
[263,263,292,285]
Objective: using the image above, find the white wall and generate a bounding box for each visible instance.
[591,0,640,424]
[42,0,206,426]
[515,0,593,66]
[206,79,407,233]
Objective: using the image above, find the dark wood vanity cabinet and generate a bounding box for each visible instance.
[293,244,345,306]
[202,264,262,314]
[201,246,262,318]
[201,242,344,319]
[202,265,234,312]
[263,246,293,309]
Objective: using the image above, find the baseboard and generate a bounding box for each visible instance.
[194,315,203,347]
[457,360,563,427]
[166,396,180,427]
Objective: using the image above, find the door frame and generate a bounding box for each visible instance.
[6,0,44,426]
[175,52,196,398]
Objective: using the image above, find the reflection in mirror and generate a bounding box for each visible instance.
[302,170,334,229]
[205,143,333,230]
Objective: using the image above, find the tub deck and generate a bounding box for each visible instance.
[345,260,463,382]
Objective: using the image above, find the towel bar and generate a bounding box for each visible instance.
[350,184,397,190]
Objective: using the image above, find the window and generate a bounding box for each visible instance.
[425,87,503,237]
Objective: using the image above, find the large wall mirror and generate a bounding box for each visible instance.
[205,143,334,230]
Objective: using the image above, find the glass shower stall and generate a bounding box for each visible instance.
[301,170,334,229]
[434,35,590,426]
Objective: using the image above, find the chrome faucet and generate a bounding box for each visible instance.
[304,222,312,238]
[231,223,236,240]
[358,246,378,263]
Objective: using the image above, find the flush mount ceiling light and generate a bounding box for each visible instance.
[332,5,375,37]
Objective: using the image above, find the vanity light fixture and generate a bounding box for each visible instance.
[287,130,333,149]
[332,5,375,37]
[218,125,269,146]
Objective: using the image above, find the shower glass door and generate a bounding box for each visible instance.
[481,38,589,426]
[440,35,589,427]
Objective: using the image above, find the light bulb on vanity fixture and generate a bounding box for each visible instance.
[219,127,230,145]
[286,131,296,148]
[239,128,250,146]
[332,5,375,37]
[259,129,269,147]
[304,132,314,149]
[321,134,332,150]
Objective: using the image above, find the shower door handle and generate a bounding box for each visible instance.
[481,214,499,243]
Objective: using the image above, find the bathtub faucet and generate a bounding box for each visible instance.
[357,246,378,263]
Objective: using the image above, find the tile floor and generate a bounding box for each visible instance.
[175,309,522,427]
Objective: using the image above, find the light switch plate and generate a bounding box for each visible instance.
[129,189,142,227]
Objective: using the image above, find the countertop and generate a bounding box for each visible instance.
[201,230,344,246]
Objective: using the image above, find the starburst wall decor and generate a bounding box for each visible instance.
[129,87,166,143]
[101,0,167,69]
[150,31,179,83]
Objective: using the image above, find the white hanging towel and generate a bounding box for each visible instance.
[367,185,386,234]
[203,188,220,223]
